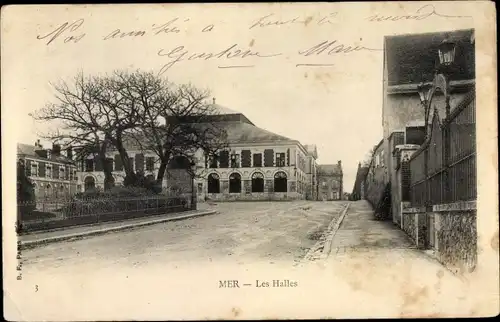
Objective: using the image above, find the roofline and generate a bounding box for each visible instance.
[383,28,475,41]
[373,138,384,153]
[18,155,76,166]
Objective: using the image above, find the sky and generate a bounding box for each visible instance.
[3,2,477,192]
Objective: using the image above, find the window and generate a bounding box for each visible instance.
[207,173,220,193]
[60,166,65,179]
[251,172,264,193]
[230,154,240,168]
[128,157,134,171]
[146,157,155,171]
[46,164,52,178]
[253,153,262,167]
[208,154,218,168]
[73,169,77,181]
[229,173,241,193]
[85,159,94,172]
[274,171,287,192]
[31,163,38,176]
[276,153,286,167]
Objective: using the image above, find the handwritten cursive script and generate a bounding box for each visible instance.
[249,13,338,29]
[36,19,86,45]
[298,40,381,57]
[157,44,282,75]
[367,4,473,22]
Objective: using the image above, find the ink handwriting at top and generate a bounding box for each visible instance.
[156,44,282,75]
[298,40,382,57]
[249,12,338,29]
[36,19,86,45]
[367,4,473,22]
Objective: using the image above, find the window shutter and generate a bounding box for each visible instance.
[219,150,229,168]
[105,158,114,171]
[95,157,103,171]
[135,153,145,171]
[264,149,274,167]
[241,150,251,167]
[38,161,46,177]
[286,149,290,166]
[114,154,123,171]
[26,160,32,176]
[65,165,70,180]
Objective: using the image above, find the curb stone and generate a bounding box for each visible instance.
[19,210,218,249]
[321,202,351,259]
[300,203,351,263]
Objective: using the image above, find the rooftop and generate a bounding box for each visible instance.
[318,163,342,176]
[385,29,475,86]
[17,143,74,164]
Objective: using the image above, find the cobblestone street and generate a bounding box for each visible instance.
[21,201,347,275]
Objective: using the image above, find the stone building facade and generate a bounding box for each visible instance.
[193,105,319,201]
[75,146,192,194]
[316,162,343,201]
[17,141,78,200]
[74,103,319,202]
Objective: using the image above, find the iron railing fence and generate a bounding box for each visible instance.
[17,194,193,233]
[409,90,476,207]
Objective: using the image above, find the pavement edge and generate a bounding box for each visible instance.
[300,202,351,263]
[19,209,218,249]
[320,202,350,259]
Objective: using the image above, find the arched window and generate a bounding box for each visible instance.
[84,176,96,191]
[251,172,264,193]
[207,173,220,193]
[274,171,287,193]
[229,173,241,193]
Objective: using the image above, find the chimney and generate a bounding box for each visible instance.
[66,146,73,160]
[52,143,61,156]
[34,139,42,148]
[213,97,216,104]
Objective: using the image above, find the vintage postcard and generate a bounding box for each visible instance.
[2,1,498,320]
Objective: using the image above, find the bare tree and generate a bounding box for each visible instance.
[31,73,117,190]
[128,78,229,186]
[33,70,228,192]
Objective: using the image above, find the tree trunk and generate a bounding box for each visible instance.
[156,161,168,185]
[114,132,136,185]
[99,139,114,190]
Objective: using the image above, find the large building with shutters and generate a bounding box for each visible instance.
[192,104,319,201]
[17,141,79,200]
[73,102,320,201]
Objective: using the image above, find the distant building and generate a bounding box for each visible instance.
[304,144,319,200]
[351,162,369,201]
[17,140,78,200]
[316,162,343,201]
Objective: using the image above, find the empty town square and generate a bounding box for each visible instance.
[20,201,349,272]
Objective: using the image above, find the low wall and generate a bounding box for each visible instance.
[401,205,426,247]
[434,201,477,273]
[402,201,477,273]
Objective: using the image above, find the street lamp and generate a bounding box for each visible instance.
[417,82,433,137]
[437,34,457,68]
